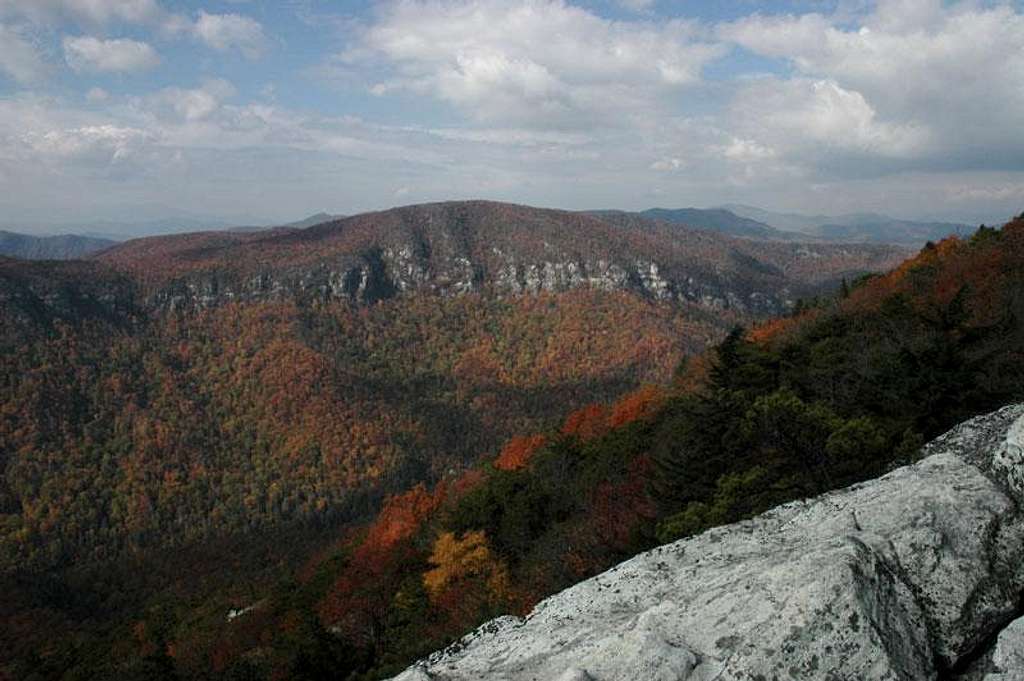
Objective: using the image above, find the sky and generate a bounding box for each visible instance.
[0,0,1022,231]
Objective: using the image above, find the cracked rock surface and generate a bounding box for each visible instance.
[392,405,1024,681]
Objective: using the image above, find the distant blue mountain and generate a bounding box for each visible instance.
[721,204,972,245]
[638,208,798,240]
[0,230,117,260]
[588,207,799,240]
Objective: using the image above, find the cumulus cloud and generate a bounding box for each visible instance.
[729,77,930,160]
[718,0,1024,173]
[344,0,724,127]
[720,138,776,164]
[1,0,1022,225]
[144,78,238,122]
[64,36,159,72]
[192,11,267,58]
[0,23,48,83]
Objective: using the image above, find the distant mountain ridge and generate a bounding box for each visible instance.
[227,212,346,233]
[0,230,117,260]
[638,207,798,240]
[282,212,346,229]
[721,203,971,245]
[588,207,797,241]
[96,200,908,316]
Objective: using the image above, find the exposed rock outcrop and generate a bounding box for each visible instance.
[393,405,1024,681]
[95,202,908,315]
[143,248,791,314]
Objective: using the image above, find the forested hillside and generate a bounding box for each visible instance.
[2,200,903,575]
[0,201,921,680]
[8,213,1010,681]
[294,215,1022,680]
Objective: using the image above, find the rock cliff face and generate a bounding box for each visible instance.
[393,405,1024,681]
[94,202,908,316]
[145,249,781,314]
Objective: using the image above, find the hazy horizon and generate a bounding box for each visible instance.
[1,0,1022,231]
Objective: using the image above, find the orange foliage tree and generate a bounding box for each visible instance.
[561,404,610,442]
[607,385,667,429]
[493,434,548,471]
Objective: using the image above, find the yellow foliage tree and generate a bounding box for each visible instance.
[423,531,510,607]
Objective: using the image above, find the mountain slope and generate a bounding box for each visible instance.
[393,405,1024,681]
[0,230,116,259]
[287,215,1022,680]
[97,200,907,315]
[8,200,905,576]
[2,211,1020,680]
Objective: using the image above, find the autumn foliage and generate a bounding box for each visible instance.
[561,404,611,441]
[494,434,548,471]
[364,485,445,553]
[4,212,1020,681]
[608,385,668,428]
[423,531,511,621]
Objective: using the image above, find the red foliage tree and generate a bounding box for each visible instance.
[494,434,548,471]
[561,404,610,442]
[607,385,667,429]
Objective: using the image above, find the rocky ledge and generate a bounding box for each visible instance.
[393,405,1024,681]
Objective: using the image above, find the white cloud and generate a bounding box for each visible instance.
[0,23,48,83]
[720,137,776,163]
[718,1,1024,172]
[193,11,267,58]
[64,35,159,72]
[346,0,724,127]
[0,2,269,58]
[145,79,238,121]
[651,157,685,171]
[1,1,1022,225]
[730,77,930,159]
[0,0,166,26]
[23,124,154,163]
[869,0,945,33]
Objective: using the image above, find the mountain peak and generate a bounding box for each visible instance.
[95,200,907,314]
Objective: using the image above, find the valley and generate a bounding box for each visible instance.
[1,204,1017,680]
[4,1,1021,678]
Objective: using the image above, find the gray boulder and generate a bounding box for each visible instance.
[392,405,1024,680]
